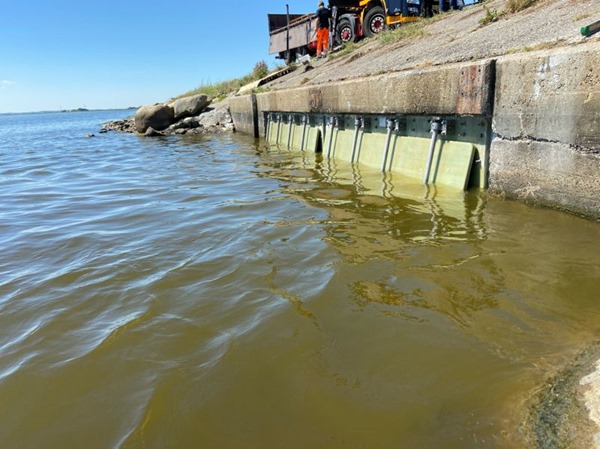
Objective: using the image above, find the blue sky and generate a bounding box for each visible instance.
[0,0,477,113]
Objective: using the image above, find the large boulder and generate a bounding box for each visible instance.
[169,94,212,121]
[134,104,174,133]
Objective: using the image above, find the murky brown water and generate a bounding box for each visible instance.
[1,111,599,449]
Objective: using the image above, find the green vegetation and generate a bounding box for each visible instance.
[378,22,428,44]
[330,41,365,59]
[173,60,276,101]
[524,39,566,52]
[506,38,566,55]
[506,0,539,13]
[479,0,540,26]
[330,13,446,58]
[250,86,271,95]
[479,5,504,25]
[377,14,444,45]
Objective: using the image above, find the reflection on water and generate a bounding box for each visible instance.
[1,113,600,449]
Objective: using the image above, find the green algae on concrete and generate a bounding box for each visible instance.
[531,345,600,449]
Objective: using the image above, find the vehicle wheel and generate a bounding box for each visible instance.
[364,6,386,38]
[284,49,296,65]
[336,18,356,43]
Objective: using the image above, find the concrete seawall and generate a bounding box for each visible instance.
[229,41,600,220]
[491,43,600,219]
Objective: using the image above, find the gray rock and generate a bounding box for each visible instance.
[182,116,201,128]
[102,118,136,133]
[144,127,165,137]
[165,123,180,134]
[197,107,233,129]
[103,102,233,136]
[134,104,174,133]
[168,116,199,132]
[169,94,212,121]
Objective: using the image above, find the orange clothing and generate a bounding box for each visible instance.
[316,27,329,56]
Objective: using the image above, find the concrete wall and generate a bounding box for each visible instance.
[229,59,495,137]
[490,43,600,219]
[228,42,600,220]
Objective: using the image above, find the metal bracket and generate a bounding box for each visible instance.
[429,117,447,136]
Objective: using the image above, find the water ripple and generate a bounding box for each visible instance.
[1,111,600,449]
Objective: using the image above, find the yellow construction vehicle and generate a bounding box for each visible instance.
[333,0,427,43]
[268,0,446,62]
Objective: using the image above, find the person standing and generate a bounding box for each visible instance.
[421,0,435,16]
[315,1,331,58]
[439,0,459,12]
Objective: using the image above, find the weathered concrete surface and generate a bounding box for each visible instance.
[229,95,257,137]
[493,43,600,149]
[229,60,495,153]
[230,60,495,191]
[251,59,494,120]
[489,42,600,219]
[489,139,600,219]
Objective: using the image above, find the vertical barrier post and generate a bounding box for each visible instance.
[287,114,294,149]
[265,113,271,142]
[251,94,259,138]
[351,117,364,164]
[275,114,282,145]
[300,115,308,151]
[382,118,396,172]
[424,118,446,185]
[326,116,337,158]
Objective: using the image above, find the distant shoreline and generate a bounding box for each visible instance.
[0,107,138,116]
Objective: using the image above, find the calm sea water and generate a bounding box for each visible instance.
[1,110,599,449]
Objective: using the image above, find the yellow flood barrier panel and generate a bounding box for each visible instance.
[388,137,475,191]
[326,127,475,190]
[267,115,323,153]
[267,114,481,191]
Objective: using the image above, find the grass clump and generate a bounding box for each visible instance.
[479,5,505,24]
[506,0,539,13]
[378,22,427,44]
[250,86,271,94]
[479,0,539,26]
[573,12,593,22]
[174,60,274,101]
[330,41,364,59]
[377,14,445,45]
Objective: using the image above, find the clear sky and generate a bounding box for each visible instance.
[0,0,322,113]
[0,0,478,113]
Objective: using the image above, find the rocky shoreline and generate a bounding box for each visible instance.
[101,94,235,137]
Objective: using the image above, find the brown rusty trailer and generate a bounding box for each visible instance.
[268,13,318,63]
